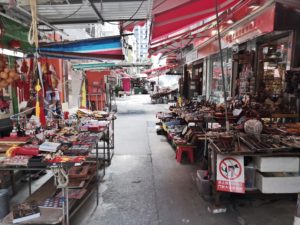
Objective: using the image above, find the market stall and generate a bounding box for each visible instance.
[156,93,300,220]
[0,109,115,225]
[0,8,119,224]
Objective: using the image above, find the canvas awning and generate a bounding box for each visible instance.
[122,21,146,32]
[38,35,124,60]
[151,0,241,42]
[149,19,216,56]
[119,72,132,79]
[72,62,116,70]
[143,65,176,74]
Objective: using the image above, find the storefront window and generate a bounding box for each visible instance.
[209,49,232,103]
[257,37,288,102]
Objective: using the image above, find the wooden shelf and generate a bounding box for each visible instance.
[1,176,63,225]
[1,169,98,225]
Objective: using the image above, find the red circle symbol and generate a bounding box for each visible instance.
[219,157,242,180]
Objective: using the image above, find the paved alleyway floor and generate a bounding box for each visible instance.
[72,94,297,225]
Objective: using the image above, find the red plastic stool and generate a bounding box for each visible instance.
[176,145,195,163]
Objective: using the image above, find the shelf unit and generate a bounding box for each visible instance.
[0,127,109,225]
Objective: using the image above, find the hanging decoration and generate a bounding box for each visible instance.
[0,68,19,89]
[9,40,21,49]
[16,59,30,102]
[35,80,41,118]
[41,62,59,94]
[35,79,46,126]
[28,0,38,49]
[0,94,9,113]
[80,78,87,108]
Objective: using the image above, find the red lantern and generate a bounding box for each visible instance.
[9,40,21,49]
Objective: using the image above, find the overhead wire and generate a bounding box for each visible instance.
[128,0,145,20]
[57,3,84,20]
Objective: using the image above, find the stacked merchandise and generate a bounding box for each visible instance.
[0,111,115,224]
[12,201,40,224]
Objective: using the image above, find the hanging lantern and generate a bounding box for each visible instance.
[0,20,4,39]
[9,40,21,49]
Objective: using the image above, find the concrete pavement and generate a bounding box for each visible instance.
[72,94,296,225]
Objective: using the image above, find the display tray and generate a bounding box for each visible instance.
[45,156,87,167]
[1,167,98,225]
[209,140,252,155]
[1,176,62,225]
[0,144,13,153]
[209,140,300,156]
[0,136,32,144]
[239,134,293,153]
[1,208,63,225]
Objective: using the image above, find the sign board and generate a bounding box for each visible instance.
[105,75,117,86]
[197,6,275,60]
[185,49,198,64]
[224,6,275,45]
[216,155,245,193]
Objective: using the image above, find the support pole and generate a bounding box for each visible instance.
[214,0,230,131]
[88,0,105,24]
[294,194,300,225]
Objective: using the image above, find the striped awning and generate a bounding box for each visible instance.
[143,65,176,74]
[122,21,146,32]
[38,35,124,60]
[149,19,216,56]
[151,0,241,42]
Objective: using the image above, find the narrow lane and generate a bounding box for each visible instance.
[72,95,240,225]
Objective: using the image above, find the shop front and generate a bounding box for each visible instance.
[155,1,300,222]
[195,1,300,115]
[182,49,205,100]
[208,49,233,103]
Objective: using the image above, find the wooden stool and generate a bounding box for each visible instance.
[176,145,195,163]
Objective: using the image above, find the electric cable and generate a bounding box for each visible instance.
[128,0,145,20]
[57,3,84,20]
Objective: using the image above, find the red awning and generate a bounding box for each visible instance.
[122,21,146,32]
[117,71,132,79]
[151,0,241,42]
[149,19,216,56]
[143,65,176,74]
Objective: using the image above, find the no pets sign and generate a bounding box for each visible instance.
[216,155,245,194]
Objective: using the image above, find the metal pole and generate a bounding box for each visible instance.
[28,172,32,195]
[158,73,160,92]
[96,141,99,206]
[62,187,65,225]
[112,117,115,149]
[103,131,106,176]
[294,194,300,225]
[109,87,112,112]
[214,0,230,132]
[107,124,111,165]
[66,187,69,225]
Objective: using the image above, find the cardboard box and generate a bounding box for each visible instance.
[256,172,300,193]
[255,157,299,172]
